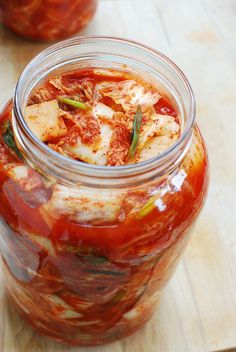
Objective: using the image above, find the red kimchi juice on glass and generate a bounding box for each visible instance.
[0,38,208,346]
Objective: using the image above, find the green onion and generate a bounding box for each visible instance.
[85,269,125,276]
[58,97,91,110]
[128,105,143,158]
[137,192,161,219]
[2,121,23,159]
[110,290,126,304]
[77,254,108,265]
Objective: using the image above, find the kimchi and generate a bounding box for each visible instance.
[0,59,208,345]
[0,0,97,40]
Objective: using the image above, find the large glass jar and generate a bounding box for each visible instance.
[0,0,97,41]
[0,37,208,346]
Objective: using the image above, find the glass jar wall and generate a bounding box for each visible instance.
[0,38,208,346]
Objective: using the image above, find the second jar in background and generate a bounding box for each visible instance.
[0,0,98,41]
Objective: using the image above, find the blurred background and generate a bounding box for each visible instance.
[0,1,236,351]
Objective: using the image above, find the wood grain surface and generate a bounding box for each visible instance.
[0,0,236,351]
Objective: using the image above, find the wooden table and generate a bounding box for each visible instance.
[0,1,236,351]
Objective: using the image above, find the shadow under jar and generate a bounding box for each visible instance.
[0,37,208,346]
[0,0,97,41]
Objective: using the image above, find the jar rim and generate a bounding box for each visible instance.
[13,36,195,185]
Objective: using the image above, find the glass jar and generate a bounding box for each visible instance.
[0,0,97,41]
[0,37,208,346]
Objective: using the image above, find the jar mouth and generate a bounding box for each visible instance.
[13,36,195,185]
